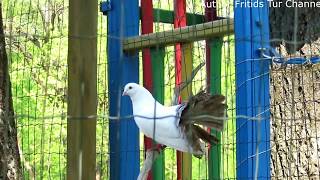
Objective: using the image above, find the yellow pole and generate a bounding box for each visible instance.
[181,43,193,180]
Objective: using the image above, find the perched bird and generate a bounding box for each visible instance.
[123,83,227,157]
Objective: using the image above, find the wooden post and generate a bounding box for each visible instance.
[67,0,98,179]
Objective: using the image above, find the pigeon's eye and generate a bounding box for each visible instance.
[129,86,132,90]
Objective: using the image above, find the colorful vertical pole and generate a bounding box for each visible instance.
[141,3,155,177]
[205,1,223,179]
[174,0,193,179]
[141,0,165,179]
[150,47,166,179]
[179,43,193,180]
[208,40,223,179]
[105,0,140,179]
[234,0,271,179]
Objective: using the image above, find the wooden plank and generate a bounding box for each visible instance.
[151,8,205,25]
[123,19,234,51]
[67,0,97,179]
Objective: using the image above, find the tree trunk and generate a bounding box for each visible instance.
[0,3,22,180]
[271,64,320,179]
[270,0,320,54]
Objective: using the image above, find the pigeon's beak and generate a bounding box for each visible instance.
[122,90,128,96]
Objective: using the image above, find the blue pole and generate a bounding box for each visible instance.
[102,0,140,179]
[234,0,271,179]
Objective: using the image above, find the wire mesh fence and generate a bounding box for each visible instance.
[270,43,320,179]
[5,0,69,178]
[1,0,320,179]
[4,0,108,178]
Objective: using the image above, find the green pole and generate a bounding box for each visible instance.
[208,38,223,179]
[151,47,166,180]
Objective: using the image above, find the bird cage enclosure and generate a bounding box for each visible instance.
[0,0,319,179]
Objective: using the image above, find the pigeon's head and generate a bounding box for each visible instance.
[122,83,141,97]
[123,83,154,103]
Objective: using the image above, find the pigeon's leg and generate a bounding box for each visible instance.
[137,149,160,180]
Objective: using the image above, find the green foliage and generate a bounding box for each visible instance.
[4,0,108,178]
[221,36,236,179]
[5,0,69,178]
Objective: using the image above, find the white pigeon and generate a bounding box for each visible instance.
[123,82,226,157]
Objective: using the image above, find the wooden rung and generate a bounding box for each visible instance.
[123,18,234,51]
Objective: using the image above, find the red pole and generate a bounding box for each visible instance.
[174,0,187,179]
[141,1,154,179]
[205,0,217,90]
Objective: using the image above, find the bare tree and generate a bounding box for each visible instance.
[0,2,22,180]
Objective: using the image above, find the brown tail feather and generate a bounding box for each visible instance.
[194,121,224,131]
[192,125,219,145]
[180,90,227,132]
[179,91,226,157]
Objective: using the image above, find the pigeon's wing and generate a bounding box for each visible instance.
[153,105,184,138]
[134,104,185,139]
